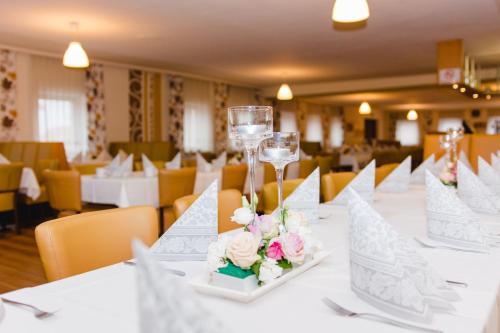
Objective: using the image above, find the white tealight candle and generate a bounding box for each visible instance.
[236,124,267,136]
[263,147,292,160]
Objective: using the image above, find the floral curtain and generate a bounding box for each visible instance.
[296,101,308,140]
[85,64,106,155]
[213,82,229,154]
[167,75,184,150]
[129,69,143,142]
[320,106,332,151]
[0,50,17,141]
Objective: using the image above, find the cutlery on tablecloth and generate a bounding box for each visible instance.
[445,280,468,288]
[123,260,186,277]
[413,237,487,254]
[1,298,55,319]
[322,297,443,333]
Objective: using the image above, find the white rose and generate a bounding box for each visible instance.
[258,258,283,283]
[230,207,254,225]
[302,234,323,257]
[207,237,229,272]
[285,211,308,233]
[257,215,280,240]
[226,232,261,269]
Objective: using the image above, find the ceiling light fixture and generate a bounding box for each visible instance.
[486,94,492,100]
[359,101,371,115]
[472,93,479,99]
[277,83,293,100]
[407,109,418,121]
[459,87,466,93]
[63,22,89,68]
[332,0,370,23]
[452,83,459,89]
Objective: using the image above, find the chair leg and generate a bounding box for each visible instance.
[14,192,22,234]
[159,207,164,236]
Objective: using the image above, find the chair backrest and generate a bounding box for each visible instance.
[316,155,333,177]
[158,167,196,207]
[72,162,108,175]
[0,163,23,192]
[44,170,82,212]
[299,159,318,178]
[321,172,356,202]
[35,159,60,184]
[35,206,158,281]
[262,178,304,214]
[263,163,289,184]
[375,163,399,186]
[173,189,243,234]
[222,164,248,192]
[134,160,165,172]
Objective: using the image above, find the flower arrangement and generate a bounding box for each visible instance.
[207,197,322,285]
[439,161,457,187]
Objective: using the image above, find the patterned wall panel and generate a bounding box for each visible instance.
[85,64,106,155]
[214,82,229,154]
[0,49,17,141]
[167,75,184,149]
[129,69,143,142]
[321,106,332,151]
[296,101,308,139]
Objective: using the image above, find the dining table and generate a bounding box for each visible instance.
[2,184,500,333]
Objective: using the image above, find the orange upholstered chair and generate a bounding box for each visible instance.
[222,164,248,193]
[321,172,356,202]
[469,134,500,172]
[261,179,303,214]
[375,163,399,186]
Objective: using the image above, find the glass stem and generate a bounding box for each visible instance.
[276,167,284,224]
[246,147,257,222]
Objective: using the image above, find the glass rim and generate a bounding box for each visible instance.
[227,105,273,112]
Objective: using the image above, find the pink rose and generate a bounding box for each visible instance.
[281,232,305,265]
[266,240,285,260]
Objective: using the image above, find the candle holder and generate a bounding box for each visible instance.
[438,127,464,187]
[259,132,299,224]
[228,106,273,221]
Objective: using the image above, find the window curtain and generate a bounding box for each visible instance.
[85,64,106,155]
[330,117,344,147]
[167,75,184,150]
[396,120,420,146]
[305,112,323,142]
[213,82,229,153]
[296,101,308,140]
[438,118,463,132]
[128,69,162,142]
[31,56,87,159]
[280,111,298,132]
[320,107,332,151]
[184,79,214,152]
[0,49,17,141]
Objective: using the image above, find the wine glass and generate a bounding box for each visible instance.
[259,132,300,223]
[228,106,273,220]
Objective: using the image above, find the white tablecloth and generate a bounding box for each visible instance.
[19,167,40,200]
[81,172,159,208]
[2,185,500,333]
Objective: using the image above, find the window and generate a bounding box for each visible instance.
[438,118,463,132]
[395,120,420,146]
[183,79,214,152]
[280,111,298,133]
[486,116,500,134]
[330,117,343,147]
[32,56,87,160]
[305,113,322,142]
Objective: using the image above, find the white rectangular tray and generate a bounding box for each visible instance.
[189,251,331,303]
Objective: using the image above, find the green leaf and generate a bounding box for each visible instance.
[277,259,292,269]
[242,195,250,208]
[251,261,262,278]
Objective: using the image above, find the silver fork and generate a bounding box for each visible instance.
[1,298,55,319]
[322,297,442,333]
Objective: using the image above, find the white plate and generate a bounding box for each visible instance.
[189,251,331,303]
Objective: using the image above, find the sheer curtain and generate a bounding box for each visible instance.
[395,120,420,146]
[183,78,214,152]
[31,56,87,159]
[280,111,298,132]
[330,117,344,147]
[438,118,463,132]
[305,112,323,142]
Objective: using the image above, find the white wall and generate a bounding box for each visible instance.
[103,65,129,142]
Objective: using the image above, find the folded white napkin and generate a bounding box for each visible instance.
[432,155,446,177]
[0,153,10,164]
[327,160,375,205]
[141,154,158,177]
[410,154,434,184]
[478,156,500,198]
[212,151,227,170]
[377,156,411,192]
[111,154,133,178]
[196,153,213,172]
[165,152,181,169]
[457,160,500,214]
[459,150,472,170]
[347,189,459,322]
[491,153,500,174]
[95,150,112,162]
[151,181,218,260]
[425,170,490,251]
[102,154,122,175]
[299,149,312,160]
[134,240,229,333]
[117,149,128,163]
[273,167,319,223]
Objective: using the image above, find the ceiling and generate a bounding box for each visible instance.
[1,0,500,86]
[304,86,500,110]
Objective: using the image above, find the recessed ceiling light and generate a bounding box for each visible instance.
[358,101,371,115]
[452,83,459,89]
[277,83,293,100]
[486,94,492,100]
[472,93,479,99]
[459,87,466,93]
[407,110,418,121]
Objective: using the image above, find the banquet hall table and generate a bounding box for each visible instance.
[2,185,500,333]
[81,172,159,208]
[19,167,41,200]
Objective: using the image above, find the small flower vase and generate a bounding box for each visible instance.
[211,262,258,292]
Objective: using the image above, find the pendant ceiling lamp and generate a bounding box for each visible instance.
[407,109,418,121]
[277,83,293,100]
[358,101,371,115]
[63,22,89,68]
[332,0,370,23]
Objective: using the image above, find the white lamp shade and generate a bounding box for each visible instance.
[277,83,293,100]
[407,110,418,121]
[63,41,89,68]
[332,0,370,23]
[359,101,371,115]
